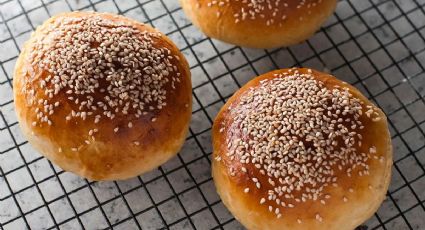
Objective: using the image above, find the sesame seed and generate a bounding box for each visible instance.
[343,196,348,202]
[316,214,323,222]
[128,122,133,128]
[297,219,302,224]
[260,198,266,204]
[244,188,250,193]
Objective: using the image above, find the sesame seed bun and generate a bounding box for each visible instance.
[212,68,392,229]
[180,0,338,48]
[13,12,192,181]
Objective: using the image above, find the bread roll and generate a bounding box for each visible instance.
[212,68,392,229]
[14,12,192,180]
[180,0,338,48]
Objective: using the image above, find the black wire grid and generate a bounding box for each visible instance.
[0,0,424,229]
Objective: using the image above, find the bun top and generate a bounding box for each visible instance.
[14,11,192,180]
[181,0,337,48]
[213,68,391,223]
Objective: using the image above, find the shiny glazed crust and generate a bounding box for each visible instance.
[212,68,392,230]
[14,12,192,180]
[180,0,338,48]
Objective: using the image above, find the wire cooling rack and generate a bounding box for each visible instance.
[0,0,424,229]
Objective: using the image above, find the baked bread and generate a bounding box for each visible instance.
[14,12,192,180]
[180,0,338,48]
[212,68,392,229]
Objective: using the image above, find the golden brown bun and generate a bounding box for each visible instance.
[14,12,192,181]
[180,0,337,48]
[212,68,392,230]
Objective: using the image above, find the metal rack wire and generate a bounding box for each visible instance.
[0,0,424,229]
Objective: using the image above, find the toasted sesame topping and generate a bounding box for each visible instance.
[205,0,323,26]
[27,15,180,131]
[244,188,250,193]
[221,70,380,218]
